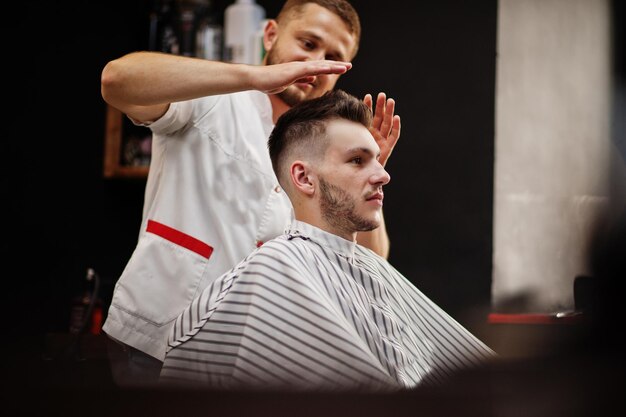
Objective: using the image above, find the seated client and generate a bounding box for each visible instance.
[159,89,496,391]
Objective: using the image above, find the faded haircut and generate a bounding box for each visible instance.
[276,0,361,58]
[268,89,372,190]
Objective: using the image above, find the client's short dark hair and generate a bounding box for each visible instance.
[268,89,372,188]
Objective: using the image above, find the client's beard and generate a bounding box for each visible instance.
[319,177,378,235]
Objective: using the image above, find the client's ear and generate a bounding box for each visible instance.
[290,161,315,196]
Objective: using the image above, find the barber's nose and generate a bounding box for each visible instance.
[371,165,391,186]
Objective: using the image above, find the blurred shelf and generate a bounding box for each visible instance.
[488,311,586,325]
[103,104,150,179]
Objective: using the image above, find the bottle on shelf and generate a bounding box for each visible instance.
[68,268,102,336]
[150,0,222,59]
[195,1,223,60]
[149,0,180,54]
[224,0,266,64]
[178,6,197,56]
[252,19,269,65]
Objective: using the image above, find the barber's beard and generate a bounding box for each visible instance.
[319,177,378,235]
[265,48,310,107]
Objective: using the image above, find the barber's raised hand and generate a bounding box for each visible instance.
[253,60,352,94]
[364,92,401,167]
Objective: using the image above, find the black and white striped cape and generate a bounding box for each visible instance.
[160,220,496,391]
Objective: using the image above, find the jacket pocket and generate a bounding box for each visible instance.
[111,220,213,326]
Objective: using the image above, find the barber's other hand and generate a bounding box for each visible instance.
[253,60,352,95]
[364,92,401,167]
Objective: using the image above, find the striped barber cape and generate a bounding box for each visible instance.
[160,220,496,391]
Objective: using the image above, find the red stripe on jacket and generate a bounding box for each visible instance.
[146,220,213,259]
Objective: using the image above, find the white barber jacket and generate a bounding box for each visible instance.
[103,90,293,361]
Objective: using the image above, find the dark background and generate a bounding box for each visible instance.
[4,1,625,412]
[0,0,626,416]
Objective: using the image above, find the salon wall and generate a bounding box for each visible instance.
[6,0,497,354]
[492,0,615,313]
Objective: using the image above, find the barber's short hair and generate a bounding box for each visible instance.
[268,89,372,187]
[276,0,361,58]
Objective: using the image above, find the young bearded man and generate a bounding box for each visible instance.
[159,90,496,391]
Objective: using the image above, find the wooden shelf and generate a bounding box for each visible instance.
[487,312,586,325]
[103,104,150,179]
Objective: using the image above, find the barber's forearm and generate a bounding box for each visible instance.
[100,52,352,124]
[100,51,252,121]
